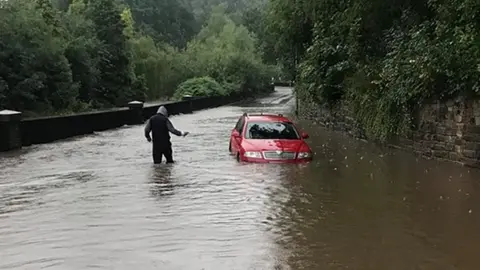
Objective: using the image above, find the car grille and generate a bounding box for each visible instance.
[263,151,296,160]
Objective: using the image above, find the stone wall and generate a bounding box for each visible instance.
[409,99,480,167]
[305,98,480,168]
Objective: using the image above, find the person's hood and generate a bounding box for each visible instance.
[157,106,168,117]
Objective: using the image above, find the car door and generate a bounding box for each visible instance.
[231,116,245,154]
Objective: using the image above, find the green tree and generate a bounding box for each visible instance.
[85,0,140,106]
[53,0,72,11]
[0,0,276,116]
[0,0,77,114]
[63,0,101,105]
[130,36,192,100]
[267,0,480,141]
[35,0,61,27]
[120,7,135,39]
[185,6,274,96]
[122,0,197,48]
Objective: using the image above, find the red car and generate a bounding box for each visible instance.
[228,113,313,163]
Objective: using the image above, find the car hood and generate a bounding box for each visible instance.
[242,139,308,152]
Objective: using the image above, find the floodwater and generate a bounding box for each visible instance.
[1,87,480,270]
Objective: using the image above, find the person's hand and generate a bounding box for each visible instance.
[182,131,189,137]
[146,137,152,142]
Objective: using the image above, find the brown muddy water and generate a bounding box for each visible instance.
[1,87,479,270]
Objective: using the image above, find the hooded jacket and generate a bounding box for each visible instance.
[157,106,168,117]
[144,106,183,144]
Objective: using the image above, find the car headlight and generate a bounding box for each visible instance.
[244,151,262,158]
[297,152,312,159]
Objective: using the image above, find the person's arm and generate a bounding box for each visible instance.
[166,119,188,136]
[144,118,152,141]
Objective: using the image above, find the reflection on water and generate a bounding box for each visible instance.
[149,165,174,198]
[0,170,96,215]
[272,120,480,270]
[0,87,480,269]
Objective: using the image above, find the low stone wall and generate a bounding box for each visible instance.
[0,89,269,152]
[20,107,133,146]
[304,98,480,168]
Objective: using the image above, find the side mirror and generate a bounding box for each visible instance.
[232,130,241,138]
[301,132,309,139]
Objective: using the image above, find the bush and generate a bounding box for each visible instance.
[173,76,225,100]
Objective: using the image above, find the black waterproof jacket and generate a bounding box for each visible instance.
[144,106,183,147]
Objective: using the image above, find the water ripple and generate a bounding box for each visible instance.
[1,88,480,269]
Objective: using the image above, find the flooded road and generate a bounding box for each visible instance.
[1,87,480,269]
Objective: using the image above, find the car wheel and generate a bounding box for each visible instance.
[236,153,240,162]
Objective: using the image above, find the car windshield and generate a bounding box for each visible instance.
[245,121,300,140]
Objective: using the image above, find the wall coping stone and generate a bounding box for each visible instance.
[128,101,144,109]
[0,110,22,122]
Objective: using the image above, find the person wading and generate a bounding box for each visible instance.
[144,106,189,164]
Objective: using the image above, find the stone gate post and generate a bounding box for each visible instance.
[0,110,22,152]
[128,101,144,125]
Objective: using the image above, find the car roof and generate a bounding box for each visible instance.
[242,113,292,123]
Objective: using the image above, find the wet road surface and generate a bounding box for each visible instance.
[1,87,480,269]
